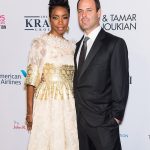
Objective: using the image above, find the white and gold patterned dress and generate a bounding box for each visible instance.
[25,34,79,150]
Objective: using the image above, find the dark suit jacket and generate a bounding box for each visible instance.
[74,28,129,127]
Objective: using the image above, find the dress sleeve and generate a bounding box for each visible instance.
[25,39,42,88]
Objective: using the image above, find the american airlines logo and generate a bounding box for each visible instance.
[21,70,27,77]
[24,16,50,32]
[0,73,22,85]
[0,70,27,86]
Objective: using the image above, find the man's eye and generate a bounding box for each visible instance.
[87,9,92,12]
[78,10,83,13]
[63,16,68,19]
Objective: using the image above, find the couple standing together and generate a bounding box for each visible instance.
[25,0,129,150]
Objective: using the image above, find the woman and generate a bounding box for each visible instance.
[25,0,79,149]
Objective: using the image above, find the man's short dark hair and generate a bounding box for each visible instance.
[77,0,101,11]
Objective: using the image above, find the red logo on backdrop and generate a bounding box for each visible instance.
[13,121,27,130]
[0,15,6,29]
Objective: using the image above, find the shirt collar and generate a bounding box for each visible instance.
[84,26,101,41]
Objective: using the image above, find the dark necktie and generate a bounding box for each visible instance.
[78,36,90,73]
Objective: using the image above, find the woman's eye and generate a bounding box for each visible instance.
[52,16,59,20]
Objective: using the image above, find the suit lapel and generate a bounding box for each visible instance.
[74,36,84,72]
[78,29,106,80]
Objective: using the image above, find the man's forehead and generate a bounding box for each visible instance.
[78,0,96,8]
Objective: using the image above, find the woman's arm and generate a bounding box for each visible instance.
[26,85,35,131]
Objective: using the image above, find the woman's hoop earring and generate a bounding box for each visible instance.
[66,26,69,33]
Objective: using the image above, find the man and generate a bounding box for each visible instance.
[73,0,129,150]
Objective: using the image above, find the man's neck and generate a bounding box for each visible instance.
[84,24,100,35]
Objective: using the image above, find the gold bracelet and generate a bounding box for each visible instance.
[26,114,32,116]
[26,121,32,125]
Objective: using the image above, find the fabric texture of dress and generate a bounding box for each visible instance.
[25,34,79,150]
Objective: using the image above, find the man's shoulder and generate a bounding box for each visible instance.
[102,29,125,44]
[101,30,128,53]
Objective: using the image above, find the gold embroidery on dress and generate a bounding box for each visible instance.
[25,64,40,87]
[34,63,74,100]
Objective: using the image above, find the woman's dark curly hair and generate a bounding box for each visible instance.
[49,0,70,17]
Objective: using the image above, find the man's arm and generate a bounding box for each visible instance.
[110,38,129,123]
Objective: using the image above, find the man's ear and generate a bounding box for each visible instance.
[97,9,101,19]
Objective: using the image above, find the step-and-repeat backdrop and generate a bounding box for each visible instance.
[0,0,150,149]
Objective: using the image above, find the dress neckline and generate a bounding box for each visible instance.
[47,33,68,42]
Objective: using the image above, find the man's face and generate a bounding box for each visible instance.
[77,0,101,34]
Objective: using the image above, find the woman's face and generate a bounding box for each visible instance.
[50,6,69,37]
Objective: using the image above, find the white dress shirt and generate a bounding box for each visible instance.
[76,26,101,67]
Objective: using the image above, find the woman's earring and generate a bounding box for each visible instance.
[66,26,69,33]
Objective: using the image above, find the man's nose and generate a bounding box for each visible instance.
[82,11,87,17]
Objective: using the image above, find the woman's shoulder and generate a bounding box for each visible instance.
[67,39,76,45]
[31,33,48,46]
[67,39,76,51]
[29,34,48,57]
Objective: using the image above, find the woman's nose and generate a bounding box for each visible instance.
[58,18,63,24]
